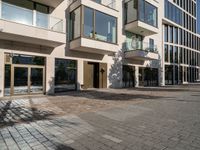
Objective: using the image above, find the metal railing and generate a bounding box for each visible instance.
[71,0,116,9]
[91,0,116,9]
[0,2,64,32]
[125,41,158,53]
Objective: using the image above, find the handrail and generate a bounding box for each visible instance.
[126,41,158,53]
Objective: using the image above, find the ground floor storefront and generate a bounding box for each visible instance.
[122,65,159,88]
[0,51,110,97]
[1,52,200,97]
[165,65,200,85]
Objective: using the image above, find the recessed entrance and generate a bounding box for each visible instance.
[83,61,107,89]
[122,65,135,88]
[4,54,45,96]
[139,67,158,86]
[5,65,45,96]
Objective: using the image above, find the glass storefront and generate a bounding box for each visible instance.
[139,68,158,86]
[4,54,45,96]
[165,65,173,85]
[55,59,77,92]
[122,65,135,88]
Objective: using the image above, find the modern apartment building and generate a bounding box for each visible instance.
[0,0,199,97]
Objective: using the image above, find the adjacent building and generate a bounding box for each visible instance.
[0,0,199,97]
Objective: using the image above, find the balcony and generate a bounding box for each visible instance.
[0,2,65,47]
[69,5,118,55]
[124,0,159,36]
[70,0,118,18]
[124,41,159,60]
[70,38,118,55]
[71,0,116,10]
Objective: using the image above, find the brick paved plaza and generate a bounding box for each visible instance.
[0,85,200,150]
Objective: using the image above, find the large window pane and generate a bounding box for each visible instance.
[165,45,168,62]
[95,11,117,43]
[170,45,173,63]
[144,2,157,27]
[138,0,145,22]
[70,7,81,40]
[84,7,94,38]
[12,54,45,66]
[125,0,138,23]
[55,59,77,92]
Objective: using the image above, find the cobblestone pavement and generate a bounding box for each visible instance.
[0,85,200,150]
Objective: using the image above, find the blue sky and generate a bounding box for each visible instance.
[197,0,200,34]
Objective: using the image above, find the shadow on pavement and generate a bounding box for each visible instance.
[0,100,55,128]
[53,90,172,101]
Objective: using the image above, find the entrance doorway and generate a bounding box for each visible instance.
[83,61,107,89]
[139,67,158,86]
[4,54,45,96]
[122,65,135,88]
[6,65,45,96]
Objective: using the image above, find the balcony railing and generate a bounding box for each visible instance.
[71,0,116,9]
[125,41,158,53]
[0,2,64,33]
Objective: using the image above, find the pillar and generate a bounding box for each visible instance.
[135,66,139,87]
[46,56,55,95]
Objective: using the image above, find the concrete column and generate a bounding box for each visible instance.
[77,59,83,90]
[0,51,4,97]
[46,56,55,95]
[159,66,165,86]
[135,66,139,87]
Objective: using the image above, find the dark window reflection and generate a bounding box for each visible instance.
[55,59,77,92]
[12,54,45,65]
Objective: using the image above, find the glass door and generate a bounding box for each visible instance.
[30,67,44,93]
[13,66,29,95]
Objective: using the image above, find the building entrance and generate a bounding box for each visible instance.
[4,54,45,96]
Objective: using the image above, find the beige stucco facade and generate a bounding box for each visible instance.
[0,0,199,97]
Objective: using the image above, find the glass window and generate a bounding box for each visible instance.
[169,26,173,43]
[174,27,178,44]
[70,7,81,40]
[95,11,117,43]
[124,0,157,27]
[84,7,94,38]
[165,65,173,85]
[174,46,178,63]
[164,25,168,42]
[4,64,11,96]
[125,0,138,23]
[179,47,183,63]
[170,45,173,63]
[138,0,145,22]
[165,44,168,62]
[144,2,157,27]
[36,3,49,13]
[55,59,77,92]
[12,54,45,66]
